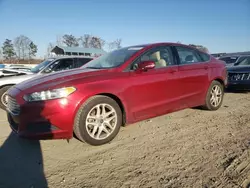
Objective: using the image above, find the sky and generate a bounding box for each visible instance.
[0,0,249,58]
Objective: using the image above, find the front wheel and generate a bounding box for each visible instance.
[74,95,122,146]
[0,86,12,111]
[202,80,224,111]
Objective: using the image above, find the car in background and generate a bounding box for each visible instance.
[219,55,250,67]
[6,64,32,71]
[0,64,32,77]
[219,55,240,67]
[211,53,226,59]
[0,56,93,110]
[227,55,250,90]
[6,42,227,146]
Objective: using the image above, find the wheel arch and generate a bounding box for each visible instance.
[96,93,127,126]
[213,77,225,88]
[0,84,16,90]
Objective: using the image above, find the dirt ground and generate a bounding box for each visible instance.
[0,92,250,188]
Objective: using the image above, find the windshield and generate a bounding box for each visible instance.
[236,56,250,66]
[30,59,54,73]
[219,56,239,64]
[81,46,144,69]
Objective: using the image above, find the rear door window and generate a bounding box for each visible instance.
[175,46,202,65]
[198,52,210,62]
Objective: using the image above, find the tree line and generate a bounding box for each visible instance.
[1,35,38,60]
[46,34,122,57]
[0,34,122,60]
[0,34,209,61]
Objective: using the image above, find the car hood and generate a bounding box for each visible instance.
[15,68,109,91]
[2,68,33,75]
[227,65,250,73]
[0,74,37,86]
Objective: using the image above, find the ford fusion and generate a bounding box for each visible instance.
[7,43,227,146]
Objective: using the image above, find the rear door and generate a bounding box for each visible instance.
[173,46,210,107]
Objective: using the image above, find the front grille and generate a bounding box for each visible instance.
[7,96,20,115]
[228,73,250,81]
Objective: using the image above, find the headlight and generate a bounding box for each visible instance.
[23,87,76,102]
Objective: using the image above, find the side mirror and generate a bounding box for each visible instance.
[136,61,155,72]
[43,68,52,73]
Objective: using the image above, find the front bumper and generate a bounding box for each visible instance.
[7,89,80,140]
[7,107,72,140]
[227,81,250,91]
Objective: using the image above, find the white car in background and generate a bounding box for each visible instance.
[0,64,32,77]
[0,56,93,110]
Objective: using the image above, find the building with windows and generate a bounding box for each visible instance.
[51,46,106,57]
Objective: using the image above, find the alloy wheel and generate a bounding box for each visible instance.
[1,92,8,107]
[210,85,222,107]
[85,103,117,140]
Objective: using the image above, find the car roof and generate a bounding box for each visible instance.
[126,42,205,53]
[220,55,250,58]
[128,42,191,48]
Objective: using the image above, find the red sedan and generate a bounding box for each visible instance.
[7,43,227,145]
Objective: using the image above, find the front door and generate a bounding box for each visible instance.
[128,45,181,121]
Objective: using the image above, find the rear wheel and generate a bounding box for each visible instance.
[202,80,224,111]
[0,86,12,111]
[74,95,122,146]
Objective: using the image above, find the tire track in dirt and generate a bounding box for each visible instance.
[1,93,250,188]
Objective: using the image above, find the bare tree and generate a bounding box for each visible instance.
[79,34,92,48]
[62,34,79,47]
[108,39,122,51]
[47,43,54,57]
[89,36,105,49]
[79,34,105,49]
[13,35,32,60]
[56,35,63,46]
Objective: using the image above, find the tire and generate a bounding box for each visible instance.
[202,80,224,111]
[74,95,122,146]
[0,86,12,111]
